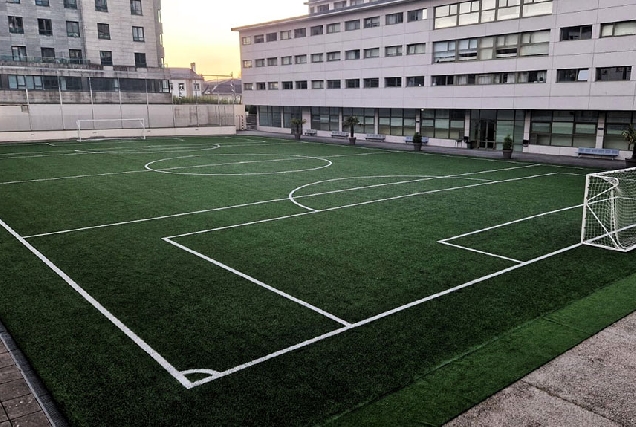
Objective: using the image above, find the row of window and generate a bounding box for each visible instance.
[8,45,147,67]
[434,0,552,29]
[6,0,143,14]
[7,17,146,42]
[245,66,632,91]
[241,8,428,45]
[257,105,635,150]
[0,75,168,92]
[309,0,366,15]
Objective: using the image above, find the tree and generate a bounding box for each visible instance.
[290,118,306,138]
[622,124,636,158]
[343,116,360,138]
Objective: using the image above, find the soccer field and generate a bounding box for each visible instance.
[0,136,635,426]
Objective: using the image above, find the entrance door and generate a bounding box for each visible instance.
[478,120,496,149]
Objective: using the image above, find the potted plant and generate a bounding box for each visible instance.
[622,124,636,168]
[290,118,306,140]
[502,134,513,159]
[343,116,359,144]
[412,132,423,151]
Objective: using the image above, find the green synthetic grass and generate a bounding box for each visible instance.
[0,136,634,426]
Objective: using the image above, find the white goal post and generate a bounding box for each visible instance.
[581,167,636,252]
[76,118,146,142]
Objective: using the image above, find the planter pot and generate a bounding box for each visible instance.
[503,149,513,159]
[413,142,422,152]
[349,137,356,145]
[294,133,301,140]
[625,157,636,168]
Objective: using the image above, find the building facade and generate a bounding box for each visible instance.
[0,0,169,104]
[233,0,636,156]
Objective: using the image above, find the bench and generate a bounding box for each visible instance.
[577,147,619,159]
[331,131,349,138]
[304,129,317,136]
[405,136,429,144]
[365,134,386,141]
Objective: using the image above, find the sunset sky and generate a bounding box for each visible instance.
[162,1,307,78]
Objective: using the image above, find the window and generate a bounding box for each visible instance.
[327,80,341,89]
[422,109,465,139]
[327,23,340,34]
[241,36,251,45]
[254,34,264,43]
[281,56,292,65]
[95,0,107,11]
[294,28,306,38]
[345,20,360,31]
[11,46,27,62]
[256,82,266,90]
[523,0,552,18]
[38,19,52,36]
[64,0,77,8]
[434,3,458,28]
[433,41,456,62]
[311,25,323,36]
[346,79,360,88]
[406,76,425,87]
[40,48,55,62]
[407,43,425,55]
[601,21,636,37]
[130,0,142,14]
[242,60,252,68]
[326,51,341,61]
[243,83,253,91]
[7,0,20,3]
[259,105,282,127]
[255,59,265,67]
[435,0,552,29]
[317,4,329,12]
[66,21,80,37]
[364,17,380,28]
[311,107,339,131]
[364,78,379,88]
[8,17,24,34]
[350,0,363,5]
[605,112,636,150]
[132,26,145,42]
[364,48,380,58]
[294,54,307,64]
[266,32,277,42]
[69,49,83,64]
[280,30,291,40]
[385,45,402,57]
[385,77,402,87]
[283,106,303,129]
[458,38,478,60]
[295,80,308,89]
[497,0,521,21]
[334,1,346,8]
[556,69,589,82]
[282,81,293,90]
[343,107,374,133]
[386,12,403,25]
[312,80,324,89]
[267,57,277,66]
[311,53,323,63]
[35,0,49,5]
[345,49,360,60]
[268,82,278,90]
[560,25,592,41]
[97,23,110,39]
[407,9,427,22]
[379,109,418,136]
[596,66,632,82]
[100,50,113,66]
[530,110,597,148]
[134,52,146,67]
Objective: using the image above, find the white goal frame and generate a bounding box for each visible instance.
[581,167,636,252]
[76,118,146,142]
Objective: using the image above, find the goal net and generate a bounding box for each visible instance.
[77,118,146,142]
[582,168,636,252]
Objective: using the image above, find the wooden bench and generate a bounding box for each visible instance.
[365,134,386,141]
[304,129,317,136]
[577,147,619,159]
[331,131,349,138]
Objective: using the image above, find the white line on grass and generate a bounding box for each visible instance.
[0,218,194,389]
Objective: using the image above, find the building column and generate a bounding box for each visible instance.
[596,112,606,149]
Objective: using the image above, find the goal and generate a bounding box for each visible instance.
[581,168,636,252]
[77,118,146,142]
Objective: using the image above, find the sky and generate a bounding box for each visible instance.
[162,0,307,78]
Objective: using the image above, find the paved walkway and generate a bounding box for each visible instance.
[0,132,632,427]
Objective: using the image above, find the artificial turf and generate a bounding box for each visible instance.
[0,135,634,426]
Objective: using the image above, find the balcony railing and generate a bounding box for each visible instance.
[0,55,92,66]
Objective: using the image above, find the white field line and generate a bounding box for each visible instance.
[0,218,194,389]
[438,242,523,263]
[163,237,351,327]
[0,169,150,186]
[24,165,539,238]
[184,241,583,387]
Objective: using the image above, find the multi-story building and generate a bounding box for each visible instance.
[0,0,169,104]
[233,0,636,157]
